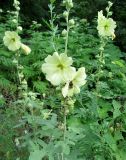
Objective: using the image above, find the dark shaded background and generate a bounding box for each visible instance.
[0,0,126,52]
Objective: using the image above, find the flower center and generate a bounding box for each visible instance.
[11,38,16,42]
[69,81,73,88]
[104,24,109,30]
[57,64,64,70]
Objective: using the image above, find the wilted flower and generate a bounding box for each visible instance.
[3,31,21,51]
[21,44,31,55]
[97,11,116,39]
[42,52,75,86]
[62,67,86,97]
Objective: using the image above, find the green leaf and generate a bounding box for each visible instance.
[29,150,45,160]
[112,100,121,118]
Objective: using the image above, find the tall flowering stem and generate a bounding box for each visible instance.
[64,9,70,54]
[48,2,57,52]
[63,0,74,55]
[42,1,87,159]
[96,1,116,81]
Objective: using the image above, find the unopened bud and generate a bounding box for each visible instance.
[22,92,27,98]
[69,19,75,26]
[17,26,22,31]
[16,6,20,11]
[12,59,18,64]
[19,73,24,79]
[43,93,46,98]
[21,79,27,85]
[12,19,17,23]
[63,11,68,18]
[62,29,67,36]
[0,9,3,13]
[15,138,20,146]
[108,1,113,7]
[21,44,31,55]
[68,2,73,8]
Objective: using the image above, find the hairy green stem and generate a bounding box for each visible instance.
[65,10,70,55]
[50,3,57,52]
[61,104,67,160]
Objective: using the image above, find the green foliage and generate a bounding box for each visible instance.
[0,1,126,160]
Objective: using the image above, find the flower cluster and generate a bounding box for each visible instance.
[42,52,86,97]
[97,2,116,39]
[63,0,73,9]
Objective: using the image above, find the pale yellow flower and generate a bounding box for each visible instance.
[21,44,31,55]
[97,11,116,38]
[42,52,75,86]
[62,67,87,97]
[3,31,21,51]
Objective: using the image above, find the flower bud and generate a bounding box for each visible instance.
[69,19,75,26]
[32,21,37,24]
[43,93,46,98]
[0,9,3,13]
[15,138,20,146]
[17,26,22,31]
[17,65,24,70]
[80,18,87,24]
[63,11,69,18]
[62,29,67,36]
[24,130,28,134]
[19,73,24,79]
[112,33,116,40]
[108,11,113,16]
[68,2,73,8]
[21,44,31,55]
[16,6,20,11]
[12,19,17,23]
[22,92,28,98]
[106,7,109,13]
[108,1,113,7]
[21,79,27,85]
[63,0,66,5]
[12,59,18,64]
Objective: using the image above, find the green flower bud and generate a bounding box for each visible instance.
[63,0,66,5]
[12,59,18,64]
[63,11,69,18]
[62,29,67,36]
[17,26,22,31]
[0,9,3,13]
[21,79,27,85]
[108,1,113,7]
[22,92,28,98]
[69,19,75,26]
[16,6,20,11]
[12,19,17,23]
[19,73,24,79]
[68,2,73,8]
[106,7,109,13]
